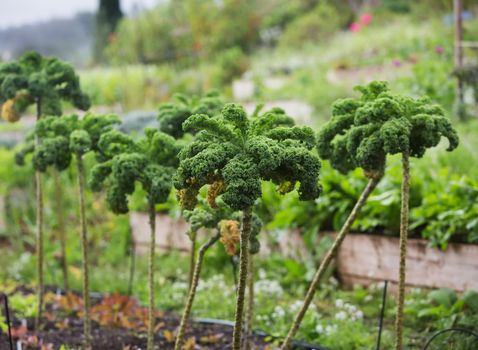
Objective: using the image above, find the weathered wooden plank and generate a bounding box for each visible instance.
[336,233,478,292]
[130,212,193,254]
[129,213,478,292]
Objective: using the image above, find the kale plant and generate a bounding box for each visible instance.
[285,81,458,350]
[175,199,262,350]
[174,104,321,350]
[30,113,118,349]
[90,128,180,350]
[157,91,223,138]
[0,51,90,328]
[282,81,386,348]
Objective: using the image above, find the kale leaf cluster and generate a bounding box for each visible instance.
[0,51,90,118]
[90,128,181,214]
[158,91,224,138]
[317,81,459,176]
[15,113,119,172]
[175,104,322,211]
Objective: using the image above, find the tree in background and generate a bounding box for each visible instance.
[94,0,123,63]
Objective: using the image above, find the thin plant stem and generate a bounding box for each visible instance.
[147,201,156,350]
[245,254,255,350]
[174,231,220,350]
[188,231,197,291]
[76,156,91,350]
[53,168,69,292]
[232,207,253,350]
[127,234,136,296]
[394,152,410,350]
[280,176,381,349]
[34,99,44,330]
[231,255,238,289]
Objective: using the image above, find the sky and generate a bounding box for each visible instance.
[0,0,160,29]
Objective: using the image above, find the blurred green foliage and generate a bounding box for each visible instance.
[278,2,343,49]
[258,153,478,249]
[105,0,261,65]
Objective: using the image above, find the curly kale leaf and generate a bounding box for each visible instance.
[0,51,90,118]
[91,128,180,214]
[317,80,459,176]
[158,91,224,138]
[175,103,321,211]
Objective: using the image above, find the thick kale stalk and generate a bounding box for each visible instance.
[147,200,156,350]
[35,167,44,328]
[34,101,44,329]
[174,104,321,349]
[187,231,197,291]
[53,168,69,292]
[280,176,380,349]
[91,127,179,350]
[76,154,91,350]
[174,231,220,350]
[394,152,410,350]
[244,254,255,350]
[232,207,252,350]
[1,52,90,329]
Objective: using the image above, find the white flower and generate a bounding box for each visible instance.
[291,300,303,312]
[272,305,286,318]
[344,303,357,313]
[254,280,283,295]
[335,299,344,308]
[315,324,324,333]
[258,269,267,280]
[364,295,373,302]
[370,282,385,291]
[335,311,347,321]
[329,277,339,286]
[355,310,364,320]
[172,281,188,290]
[325,324,337,335]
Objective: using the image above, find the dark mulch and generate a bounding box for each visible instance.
[0,317,272,350]
[0,286,278,350]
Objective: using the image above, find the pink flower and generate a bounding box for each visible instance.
[435,46,444,54]
[360,13,373,25]
[349,22,361,32]
[392,59,402,67]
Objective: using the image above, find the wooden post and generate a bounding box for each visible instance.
[454,0,465,118]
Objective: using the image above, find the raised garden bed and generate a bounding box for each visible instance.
[129,212,310,260]
[335,233,478,292]
[129,213,478,293]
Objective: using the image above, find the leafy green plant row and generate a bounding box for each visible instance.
[259,159,478,250]
[0,51,465,350]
